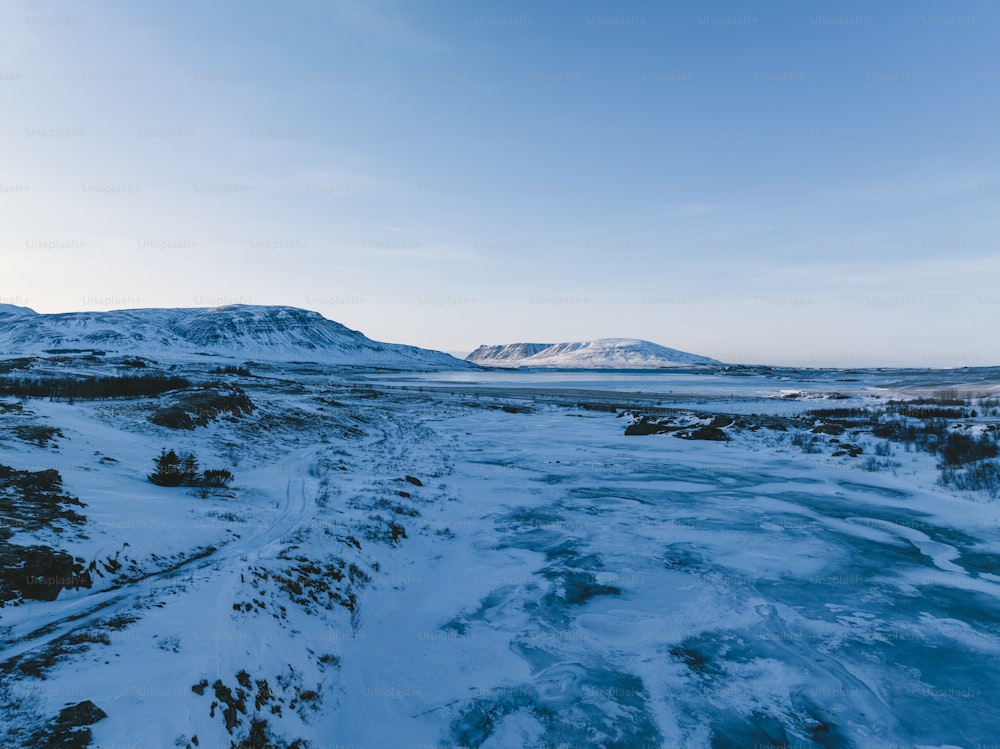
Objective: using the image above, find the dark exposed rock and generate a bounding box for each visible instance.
[32,700,107,749]
[812,423,846,436]
[624,419,674,436]
[12,425,63,447]
[832,443,863,458]
[675,426,729,442]
[14,547,92,601]
[151,386,254,430]
[56,701,107,727]
[212,679,247,733]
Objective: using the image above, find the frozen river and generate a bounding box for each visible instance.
[326,373,1000,747]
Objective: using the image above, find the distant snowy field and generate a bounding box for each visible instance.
[2,361,999,748]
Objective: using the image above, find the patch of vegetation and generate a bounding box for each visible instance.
[29,699,107,749]
[0,464,91,605]
[791,432,821,453]
[245,547,371,622]
[938,432,998,466]
[9,626,102,679]
[148,449,234,494]
[0,357,36,374]
[4,609,139,678]
[831,443,863,458]
[871,418,949,448]
[892,405,967,420]
[940,461,1000,498]
[811,423,846,436]
[11,425,62,447]
[860,456,899,473]
[156,634,181,653]
[150,386,254,430]
[805,395,1000,491]
[894,391,973,406]
[870,417,997,467]
[362,516,408,546]
[0,545,92,603]
[210,364,253,376]
[105,612,138,630]
[0,373,189,399]
[148,406,195,430]
[808,407,871,420]
[189,670,310,749]
[269,553,361,614]
[0,676,44,747]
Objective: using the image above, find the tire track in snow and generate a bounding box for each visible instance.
[0,474,314,668]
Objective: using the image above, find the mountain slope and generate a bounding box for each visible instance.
[0,305,469,369]
[0,303,36,317]
[463,342,550,364]
[466,338,722,368]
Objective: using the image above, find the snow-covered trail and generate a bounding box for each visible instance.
[0,470,315,668]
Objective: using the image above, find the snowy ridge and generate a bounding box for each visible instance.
[464,342,550,363]
[0,304,36,317]
[0,304,469,369]
[466,337,722,368]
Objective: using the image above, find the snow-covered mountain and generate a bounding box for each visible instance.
[463,342,550,364]
[466,338,722,368]
[0,304,469,369]
[0,303,36,317]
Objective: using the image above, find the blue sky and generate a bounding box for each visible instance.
[2,0,998,366]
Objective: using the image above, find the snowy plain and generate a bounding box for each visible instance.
[0,357,998,748]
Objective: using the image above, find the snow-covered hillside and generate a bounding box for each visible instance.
[0,305,469,369]
[467,338,722,368]
[464,342,550,364]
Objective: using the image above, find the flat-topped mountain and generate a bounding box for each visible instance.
[0,304,468,369]
[466,338,722,369]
